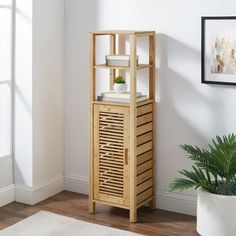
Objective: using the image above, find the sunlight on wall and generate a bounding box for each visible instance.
[0,0,11,157]
[14,0,33,187]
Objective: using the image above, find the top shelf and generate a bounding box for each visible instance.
[90,30,155,36]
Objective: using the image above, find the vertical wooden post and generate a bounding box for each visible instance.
[149,33,156,209]
[129,33,137,223]
[89,33,96,213]
[149,33,155,99]
[118,34,126,78]
[109,34,116,90]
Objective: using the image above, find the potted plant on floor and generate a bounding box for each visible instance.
[169,134,236,236]
[113,75,127,93]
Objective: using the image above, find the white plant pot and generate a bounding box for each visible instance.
[113,83,127,93]
[197,188,236,236]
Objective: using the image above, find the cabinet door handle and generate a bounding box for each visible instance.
[125,148,128,165]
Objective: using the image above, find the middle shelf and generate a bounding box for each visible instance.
[94,64,153,70]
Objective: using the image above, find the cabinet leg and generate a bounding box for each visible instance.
[89,200,95,214]
[148,198,156,210]
[129,207,137,223]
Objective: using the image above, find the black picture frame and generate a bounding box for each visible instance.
[201,16,236,86]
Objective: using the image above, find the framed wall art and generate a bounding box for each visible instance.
[202,16,236,85]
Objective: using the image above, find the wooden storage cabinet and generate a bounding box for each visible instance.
[89,30,156,222]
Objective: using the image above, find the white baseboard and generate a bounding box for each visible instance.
[156,190,197,216]
[0,184,15,207]
[64,175,88,195]
[64,175,197,216]
[15,176,64,205]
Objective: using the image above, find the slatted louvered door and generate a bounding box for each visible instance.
[93,105,130,207]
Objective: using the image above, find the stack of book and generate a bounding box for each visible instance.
[97,91,148,103]
[105,55,139,67]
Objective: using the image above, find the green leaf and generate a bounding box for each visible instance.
[169,178,196,192]
[170,134,236,195]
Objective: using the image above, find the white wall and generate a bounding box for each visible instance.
[14,0,33,187]
[32,0,64,189]
[0,0,14,194]
[14,0,65,204]
[65,0,236,215]
[0,156,13,188]
[64,0,98,193]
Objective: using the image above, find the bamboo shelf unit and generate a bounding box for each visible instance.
[89,30,156,223]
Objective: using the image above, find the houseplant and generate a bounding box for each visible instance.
[169,134,236,236]
[113,75,127,93]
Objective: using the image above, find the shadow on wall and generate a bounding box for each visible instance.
[156,34,225,192]
[65,0,99,177]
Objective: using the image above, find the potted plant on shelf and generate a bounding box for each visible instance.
[169,134,236,236]
[113,75,127,93]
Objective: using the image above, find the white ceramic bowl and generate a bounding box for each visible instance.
[113,83,127,93]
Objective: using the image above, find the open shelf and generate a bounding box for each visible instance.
[94,64,153,70]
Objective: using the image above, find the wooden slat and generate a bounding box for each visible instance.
[137,196,153,208]
[100,177,123,185]
[137,169,153,185]
[100,162,123,169]
[137,113,153,126]
[100,191,124,199]
[100,151,123,157]
[100,153,123,159]
[99,145,123,151]
[99,131,123,137]
[100,184,123,191]
[137,122,153,136]
[137,150,153,166]
[99,142,123,148]
[137,99,154,107]
[137,141,152,156]
[100,165,123,172]
[99,137,123,143]
[99,111,124,117]
[100,157,123,163]
[137,132,153,146]
[99,171,123,179]
[137,187,153,204]
[100,116,124,121]
[99,122,124,128]
[137,179,153,195]
[93,199,130,209]
[137,104,153,116]
[137,160,153,175]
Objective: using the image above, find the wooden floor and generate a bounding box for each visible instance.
[0,191,198,236]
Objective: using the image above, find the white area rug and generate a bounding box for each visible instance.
[0,211,142,236]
